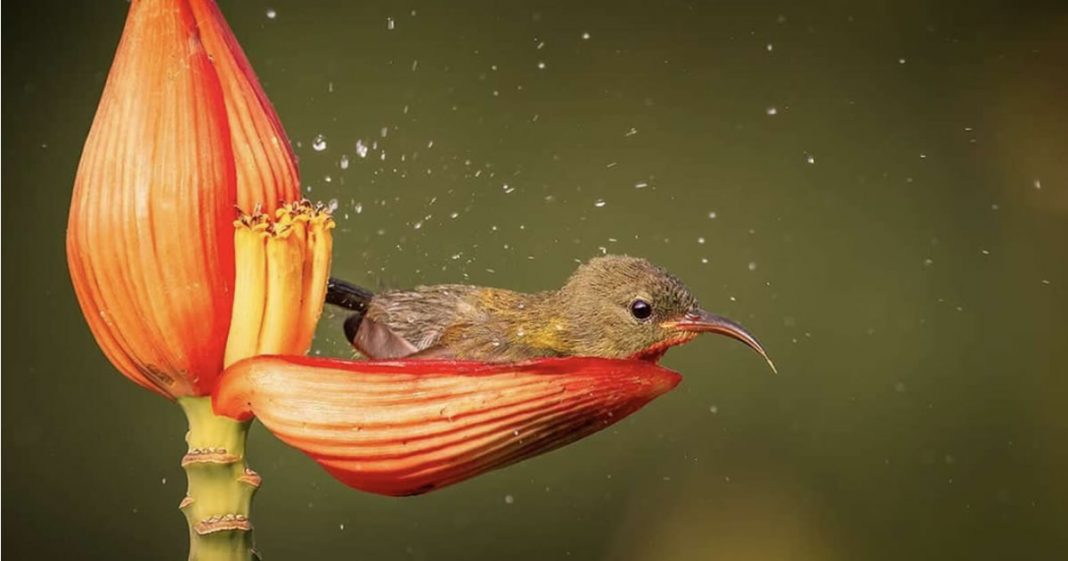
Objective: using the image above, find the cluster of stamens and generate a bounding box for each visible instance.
[223,200,335,367]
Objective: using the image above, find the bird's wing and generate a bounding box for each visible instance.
[350,316,419,359]
[360,285,484,358]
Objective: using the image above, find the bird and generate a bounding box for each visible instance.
[325,255,775,371]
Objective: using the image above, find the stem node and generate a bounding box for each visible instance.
[178,396,258,561]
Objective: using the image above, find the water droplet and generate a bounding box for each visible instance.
[265,8,277,19]
[898,57,907,64]
[806,154,816,164]
[624,127,638,137]
[312,135,327,152]
[355,140,368,158]
[697,237,706,244]
[709,405,718,414]
[339,154,350,170]
[339,523,345,530]
[634,181,648,189]
[708,211,717,219]
[386,17,395,30]
[766,43,774,52]
[1033,179,1042,190]
[766,106,778,116]
[748,261,758,271]
[581,32,591,40]
[537,61,546,70]
[594,199,606,208]
[504,494,515,504]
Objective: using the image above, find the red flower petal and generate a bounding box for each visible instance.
[214,356,680,496]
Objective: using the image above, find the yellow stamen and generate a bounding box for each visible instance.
[223,200,334,364]
[223,217,268,367]
[257,221,304,355]
[294,212,335,353]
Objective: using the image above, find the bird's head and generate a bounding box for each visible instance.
[553,255,775,371]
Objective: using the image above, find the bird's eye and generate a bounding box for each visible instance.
[630,299,653,320]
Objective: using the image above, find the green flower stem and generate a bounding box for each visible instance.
[178,396,260,561]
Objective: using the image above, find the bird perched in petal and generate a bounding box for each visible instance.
[327,255,775,371]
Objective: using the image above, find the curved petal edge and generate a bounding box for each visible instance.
[189,0,300,213]
[214,356,681,496]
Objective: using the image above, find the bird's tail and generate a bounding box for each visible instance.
[326,277,375,344]
[324,275,375,344]
[326,278,423,359]
[326,277,374,312]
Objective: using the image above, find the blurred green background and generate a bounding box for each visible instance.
[3,0,1067,559]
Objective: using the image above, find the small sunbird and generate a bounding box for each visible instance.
[326,255,775,371]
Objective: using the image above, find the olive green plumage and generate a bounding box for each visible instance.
[377,256,699,360]
[327,254,774,370]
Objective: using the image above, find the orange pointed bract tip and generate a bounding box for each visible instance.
[67,0,236,398]
[214,356,681,496]
[189,0,300,213]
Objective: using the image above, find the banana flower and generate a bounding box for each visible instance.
[66,1,681,560]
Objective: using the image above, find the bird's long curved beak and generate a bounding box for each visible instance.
[664,309,777,373]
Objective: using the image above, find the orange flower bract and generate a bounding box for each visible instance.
[214,356,681,496]
[67,0,236,397]
[67,0,316,399]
